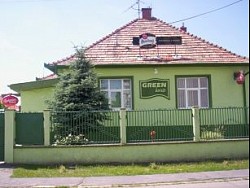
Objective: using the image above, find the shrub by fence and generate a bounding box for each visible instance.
[50,110,120,145]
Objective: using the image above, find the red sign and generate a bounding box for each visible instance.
[139,33,156,49]
[2,95,19,107]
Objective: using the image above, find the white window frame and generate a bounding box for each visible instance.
[100,78,132,110]
[177,76,210,109]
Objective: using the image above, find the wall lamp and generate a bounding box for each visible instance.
[233,70,247,84]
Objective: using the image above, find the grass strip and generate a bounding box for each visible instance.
[12,159,249,178]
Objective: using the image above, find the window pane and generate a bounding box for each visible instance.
[123,80,131,89]
[111,92,121,108]
[100,80,108,90]
[177,78,185,88]
[177,77,209,109]
[177,90,186,108]
[123,91,132,109]
[110,80,121,89]
[186,78,198,88]
[100,79,132,109]
[201,89,209,107]
[187,90,198,107]
[200,77,208,88]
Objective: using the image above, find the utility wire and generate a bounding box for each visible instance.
[1,0,244,25]
[169,0,243,24]
[0,0,64,3]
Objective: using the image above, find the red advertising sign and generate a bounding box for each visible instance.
[139,33,156,49]
[2,95,19,107]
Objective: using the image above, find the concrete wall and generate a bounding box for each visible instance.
[13,140,249,165]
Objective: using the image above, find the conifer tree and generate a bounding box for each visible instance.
[48,47,109,145]
[49,47,109,111]
[0,102,4,110]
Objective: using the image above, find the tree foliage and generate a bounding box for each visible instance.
[0,102,4,110]
[48,47,110,145]
[48,47,109,111]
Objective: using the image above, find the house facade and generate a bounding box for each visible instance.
[10,8,249,112]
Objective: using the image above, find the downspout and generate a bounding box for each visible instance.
[243,71,249,107]
[243,71,249,127]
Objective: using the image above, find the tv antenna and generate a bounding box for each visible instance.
[123,0,145,18]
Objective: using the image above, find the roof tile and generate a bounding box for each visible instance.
[46,17,248,68]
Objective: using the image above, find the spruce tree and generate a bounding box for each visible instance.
[48,47,110,145]
[49,47,109,111]
[0,102,4,110]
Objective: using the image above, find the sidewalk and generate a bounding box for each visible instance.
[0,163,249,188]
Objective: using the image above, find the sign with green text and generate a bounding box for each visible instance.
[140,78,170,99]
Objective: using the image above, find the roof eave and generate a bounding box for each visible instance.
[44,63,56,73]
[9,78,59,92]
[94,62,249,68]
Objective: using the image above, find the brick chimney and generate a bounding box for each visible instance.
[142,8,152,19]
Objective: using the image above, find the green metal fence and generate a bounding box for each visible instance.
[0,112,4,161]
[126,109,193,143]
[200,107,249,140]
[50,110,120,145]
[49,107,249,145]
[15,112,44,145]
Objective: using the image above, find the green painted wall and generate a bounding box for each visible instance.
[21,87,54,112]
[96,65,249,109]
[20,65,249,112]
[13,140,249,164]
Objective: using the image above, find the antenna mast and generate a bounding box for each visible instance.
[122,0,144,18]
[137,0,141,18]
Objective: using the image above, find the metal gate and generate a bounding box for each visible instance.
[0,113,4,161]
[15,113,44,145]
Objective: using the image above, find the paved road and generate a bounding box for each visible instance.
[0,163,249,188]
[132,179,249,188]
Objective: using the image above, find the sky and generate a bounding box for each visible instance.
[0,0,249,95]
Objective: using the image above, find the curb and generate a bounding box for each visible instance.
[78,176,249,188]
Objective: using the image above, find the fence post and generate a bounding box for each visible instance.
[43,110,51,146]
[4,110,15,163]
[192,106,200,141]
[120,108,127,145]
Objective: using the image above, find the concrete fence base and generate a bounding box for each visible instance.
[4,109,249,164]
[14,139,249,165]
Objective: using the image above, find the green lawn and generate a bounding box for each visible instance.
[12,159,249,178]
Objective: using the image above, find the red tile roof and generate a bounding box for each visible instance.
[46,16,248,69]
[36,74,58,80]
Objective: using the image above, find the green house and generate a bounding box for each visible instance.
[10,8,249,112]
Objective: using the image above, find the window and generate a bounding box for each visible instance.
[100,79,132,110]
[177,77,209,109]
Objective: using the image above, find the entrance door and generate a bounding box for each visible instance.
[0,113,4,161]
